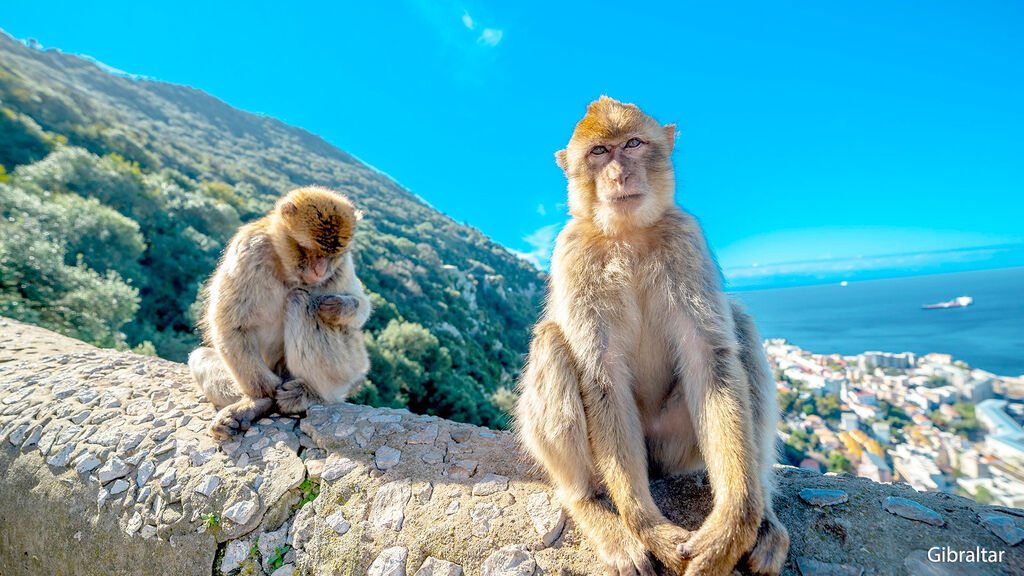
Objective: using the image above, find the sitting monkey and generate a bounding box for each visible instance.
[189,186,371,439]
[515,98,789,576]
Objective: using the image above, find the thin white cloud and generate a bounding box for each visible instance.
[477,28,503,47]
[536,203,546,216]
[512,223,562,270]
[461,11,475,30]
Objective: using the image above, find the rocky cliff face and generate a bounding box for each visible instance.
[0,317,1021,576]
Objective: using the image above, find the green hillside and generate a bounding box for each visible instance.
[0,31,544,428]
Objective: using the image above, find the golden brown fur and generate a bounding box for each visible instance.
[189,186,371,439]
[516,97,789,576]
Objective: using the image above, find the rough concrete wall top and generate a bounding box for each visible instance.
[0,317,1022,576]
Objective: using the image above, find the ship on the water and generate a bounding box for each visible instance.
[922,296,973,310]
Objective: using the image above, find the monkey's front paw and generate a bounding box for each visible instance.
[316,294,359,325]
[249,373,283,398]
[598,535,656,576]
[287,287,311,306]
[645,522,692,574]
[209,407,248,439]
[275,379,312,415]
[678,520,757,576]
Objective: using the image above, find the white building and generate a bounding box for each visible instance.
[893,445,948,493]
[861,351,916,370]
[977,399,1024,467]
[871,421,891,443]
[840,412,860,432]
[960,377,994,403]
[859,452,892,483]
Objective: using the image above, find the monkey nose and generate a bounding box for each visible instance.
[302,259,328,285]
[606,165,629,186]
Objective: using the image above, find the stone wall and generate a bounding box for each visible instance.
[0,318,1021,576]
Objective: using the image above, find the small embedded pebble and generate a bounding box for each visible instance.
[481,544,536,576]
[74,453,102,474]
[136,461,155,486]
[223,500,258,525]
[190,447,217,467]
[422,450,444,465]
[883,496,944,526]
[367,546,409,576]
[305,458,325,479]
[449,460,478,479]
[124,511,143,536]
[979,513,1024,546]
[46,443,76,467]
[220,538,252,573]
[195,475,221,498]
[409,423,439,445]
[376,446,401,470]
[325,510,351,535]
[799,489,848,507]
[321,455,357,481]
[472,473,509,497]
[108,479,129,495]
[526,492,566,547]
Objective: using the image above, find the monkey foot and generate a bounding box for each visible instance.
[275,379,313,415]
[599,535,656,576]
[209,398,273,440]
[746,514,789,575]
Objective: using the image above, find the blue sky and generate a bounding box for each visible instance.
[4,1,1023,288]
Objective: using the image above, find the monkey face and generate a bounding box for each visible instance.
[557,97,676,233]
[586,136,654,214]
[275,186,358,286]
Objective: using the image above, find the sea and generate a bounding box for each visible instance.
[734,267,1024,378]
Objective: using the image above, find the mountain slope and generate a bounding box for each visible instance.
[0,31,544,427]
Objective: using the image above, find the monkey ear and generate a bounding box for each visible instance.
[554,149,568,173]
[280,201,298,217]
[663,124,677,152]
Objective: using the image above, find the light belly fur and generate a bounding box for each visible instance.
[628,288,703,475]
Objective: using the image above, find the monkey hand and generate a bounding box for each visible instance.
[642,522,692,574]
[246,370,283,399]
[597,530,657,576]
[275,378,314,415]
[315,294,360,325]
[677,511,759,576]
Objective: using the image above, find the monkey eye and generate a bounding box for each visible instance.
[590,145,608,155]
[625,138,643,148]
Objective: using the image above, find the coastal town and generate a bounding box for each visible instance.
[767,339,1024,508]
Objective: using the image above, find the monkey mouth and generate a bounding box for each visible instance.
[608,193,644,204]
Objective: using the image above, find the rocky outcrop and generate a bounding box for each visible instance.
[0,318,1022,576]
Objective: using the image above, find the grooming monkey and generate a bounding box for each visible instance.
[189,186,371,439]
[515,98,789,576]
